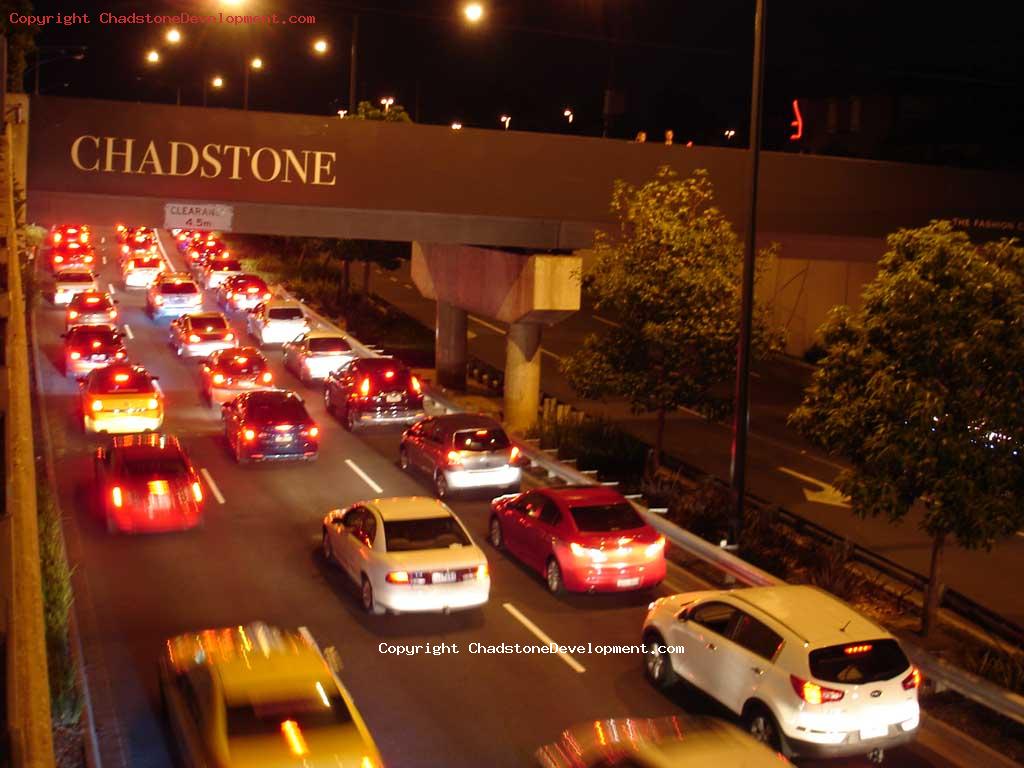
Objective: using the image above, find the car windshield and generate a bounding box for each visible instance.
[220,352,265,374]
[57,272,94,283]
[268,307,304,321]
[569,503,645,532]
[453,428,509,451]
[226,690,353,737]
[809,639,911,685]
[90,369,154,394]
[384,516,470,551]
[121,451,188,478]
[161,282,198,294]
[309,337,351,354]
[245,395,308,422]
[191,316,228,331]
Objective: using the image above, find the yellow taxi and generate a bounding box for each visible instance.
[80,363,163,434]
[159,623,384,768]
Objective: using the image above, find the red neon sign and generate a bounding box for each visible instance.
[789,99,803,141]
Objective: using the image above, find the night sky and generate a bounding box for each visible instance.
[18,1,1024,170]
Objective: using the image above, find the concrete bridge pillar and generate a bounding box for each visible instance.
[504,322,542,433]
[436,300,468,390]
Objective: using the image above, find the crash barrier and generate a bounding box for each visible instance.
[1,124,56,765]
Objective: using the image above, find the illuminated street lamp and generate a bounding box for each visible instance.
[203,75,224,107]
[463,2,485,23]
[337,109,348,118]
[499,114,511,130]
[380,96,394,113]
[451,121,463,130]
[244,57,263,110]
[724,128,736,140]
[165,28,182,44]
[145,49,160,64]
[312,38,329,55]
[563,107,574,124]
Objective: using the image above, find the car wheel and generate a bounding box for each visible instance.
[322,529,334,563]
[744,704,785,754]
[545,558,565,595]
[233,436,250,465]
[644,632,678,689]
[344,407,358,433]
[361,576,383,615]
[398,447,410,471]
[489,517,504,550]
[323,386,335,415]
[434,471,449,499]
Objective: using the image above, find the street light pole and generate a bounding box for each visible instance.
[243,65,249,110]
[349,13,359,112]
[729,0,766,546]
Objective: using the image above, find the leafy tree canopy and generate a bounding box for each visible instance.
[346,99,412,123]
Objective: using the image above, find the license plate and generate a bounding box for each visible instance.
[617,577,641,588]
[275,434,292,443]
[386,392,402,403]
[91,355,106,361]
[860,724,888,741]
[432,571,457,584]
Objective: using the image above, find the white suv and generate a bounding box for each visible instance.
[641,585,920,763]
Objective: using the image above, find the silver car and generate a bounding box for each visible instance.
[282,330,356,384]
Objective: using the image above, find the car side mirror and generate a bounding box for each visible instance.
[323,645,343,676]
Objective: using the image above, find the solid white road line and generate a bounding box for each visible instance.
[101,255,107,265]
[199,468,226,505]
[154,230,180,273]
[502,603,586,674]
[122,324,134,339]
[468,315,507,335]
[107,282,117,295]
[345,459,383,494]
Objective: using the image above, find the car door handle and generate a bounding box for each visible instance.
[751,667,765,676]
[706,642,717,651]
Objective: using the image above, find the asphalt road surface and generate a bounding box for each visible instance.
[37,228,968,767]
[365,262,1024,627]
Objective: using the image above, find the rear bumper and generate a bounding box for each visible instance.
[68,315,115,328]
[241,437,319,461]
[108,506,202,533]
[377,577,490,613]
[561,558,666,592]
[782,707,920,759]
[152,303,202,317]
[354,407,425,426]
[85,412,164,434]
[445,466,520,490]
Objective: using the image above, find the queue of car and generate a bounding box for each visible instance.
[43,224,921,766]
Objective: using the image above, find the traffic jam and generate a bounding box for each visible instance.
[41,225,922,767]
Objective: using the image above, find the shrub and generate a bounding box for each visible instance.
[802,342,827,365]
[531,415,648,486]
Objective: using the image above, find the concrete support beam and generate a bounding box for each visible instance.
[435,300,468,391]
[504,322,542,433]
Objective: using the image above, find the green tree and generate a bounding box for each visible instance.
[346,99,412,123]
[789,221,1024,636]
[1,0,38,92]
[563,167,781,464]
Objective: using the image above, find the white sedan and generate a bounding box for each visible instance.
[282,329,356,384]
[247,299,310,346]
[52,267,98,305]
[321,497,490,614]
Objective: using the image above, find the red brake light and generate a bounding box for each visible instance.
[69,350,82,360]
[446,450,463,467]
[844,644,873,655]
[154,295,164,305]
[191,481,204,503]
[386,571,410,584]
[68,310,79,319]
[53,255,64,263]
[307,425,319,438]
[188,333,201,343]
[243,427,256,442]
[384,370,395,379]
[902,667,921,690]
[261,371,273,384]
[410,375,422,394]
[121,245,129,254]
[212,373,226,385]
[359,377,371,397]
[53,232,62,243]
[111,486,123,508]
[790,675,844,704]
[262,292,272,300]
[113,373,130,383]
[115,350,126,359]
[644,535,666,559]
[280,720,308,757]
[509,445,520,462]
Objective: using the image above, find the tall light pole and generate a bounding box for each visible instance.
[349,15,359,112]
[32,45,87,95]
[729,0,767,546]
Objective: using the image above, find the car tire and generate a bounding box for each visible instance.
[744,703,787,755]
[322,528,334,563]
[545,558,565,595]
[344,407,358,433]
[324,386,335,415]
[398,447,410,471]
[488,517,504,550]
[643,631,678,689]
[233,438,250,465]
[361,576,383,615]
[434,471,449,499]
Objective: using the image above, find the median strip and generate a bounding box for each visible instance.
[502,603,586,674]
[345,459,383,494]
[199,468,226,505]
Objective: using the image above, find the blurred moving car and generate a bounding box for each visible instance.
[159,622,384,767]
[147,273,203,317]
[169,312,236,357]
[94,433,203,533]
[218,273,272,312]
[81,363,163,434]
[323,358,425,432]
[642,585,921,762]
[200,347,275,404]
[322,496,489,615]
[52,267,98,305]
[536,716,790,768]
[187,238,229,273]
[50,223,90,247]
[247,299,309,346]
[66,291,117,329]
[118,225,157,253]
[122,251,165,288]
[49,240,96,272]
[489,486,666,594]
[282,330,355,384]
[400,414,521,498]
[201,256,243,290]
[62,324,127,377]
[221,389,319,463]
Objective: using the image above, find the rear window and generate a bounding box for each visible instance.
[68,328,117,345]
[57,272,94,283]
[130,257,161,269]
[89,369,154,394]
[191,316,228,331]
[569,503,645,532]
[809,639,910,685]
[220,353,266,375]
[453,428,509,451]
[161,282,199,295]
[383,517,470,551]
[72,295,112,310]
[121,452,187,478]
[226,691,352,737]
[245,395,308,422]
[211,259,242,271]
[268,307,304,321]
[308,337,351,354]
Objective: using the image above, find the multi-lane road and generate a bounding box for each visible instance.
[37,228,972,767]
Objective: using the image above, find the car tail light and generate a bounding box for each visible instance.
[91,399,103,412]
[359,377,372,397]
[225,291,234,299]
[189,333,201,343]
[85,255,95,263]
[509,445,520,463]
[361,757,375,768]
[53,255,64,264]
[384,370,395,380]
[306,425,319,438]
[154,295,164,305]
[69,350,82,360]
[569,541,608,562]
[53,232,62,243]
[110,486,123,508]
[902,667,921,690]
[212,373,226,385]
[410,375,422,394]
[446,450,463,468]
[68,310,79,319]
[243,427,256,442]
[223,250,230,258]
[386,571,410,584]
[262,291,271,300]
[81,232,89,243]
[645,535,666,559]
[190,249,198,258]
[191,481,204,503]
[115,351,126,359]
[108,309,117,318]
[147,398,159,410]
[91,340,102,349]
[261,371,273,384]
[844,644,873,655]
[147,480,169,495]
[225,332,234,341]
[280,720,308,757]
[121,245,129,255]
[790,675,844,704]
[476,563,488,580]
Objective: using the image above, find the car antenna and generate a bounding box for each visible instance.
[839,619,851,633]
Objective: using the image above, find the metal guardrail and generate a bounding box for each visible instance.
[278,285,1024,729]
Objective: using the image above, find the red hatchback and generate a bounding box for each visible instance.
[489,486,666,594]
[94,434,204,533]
